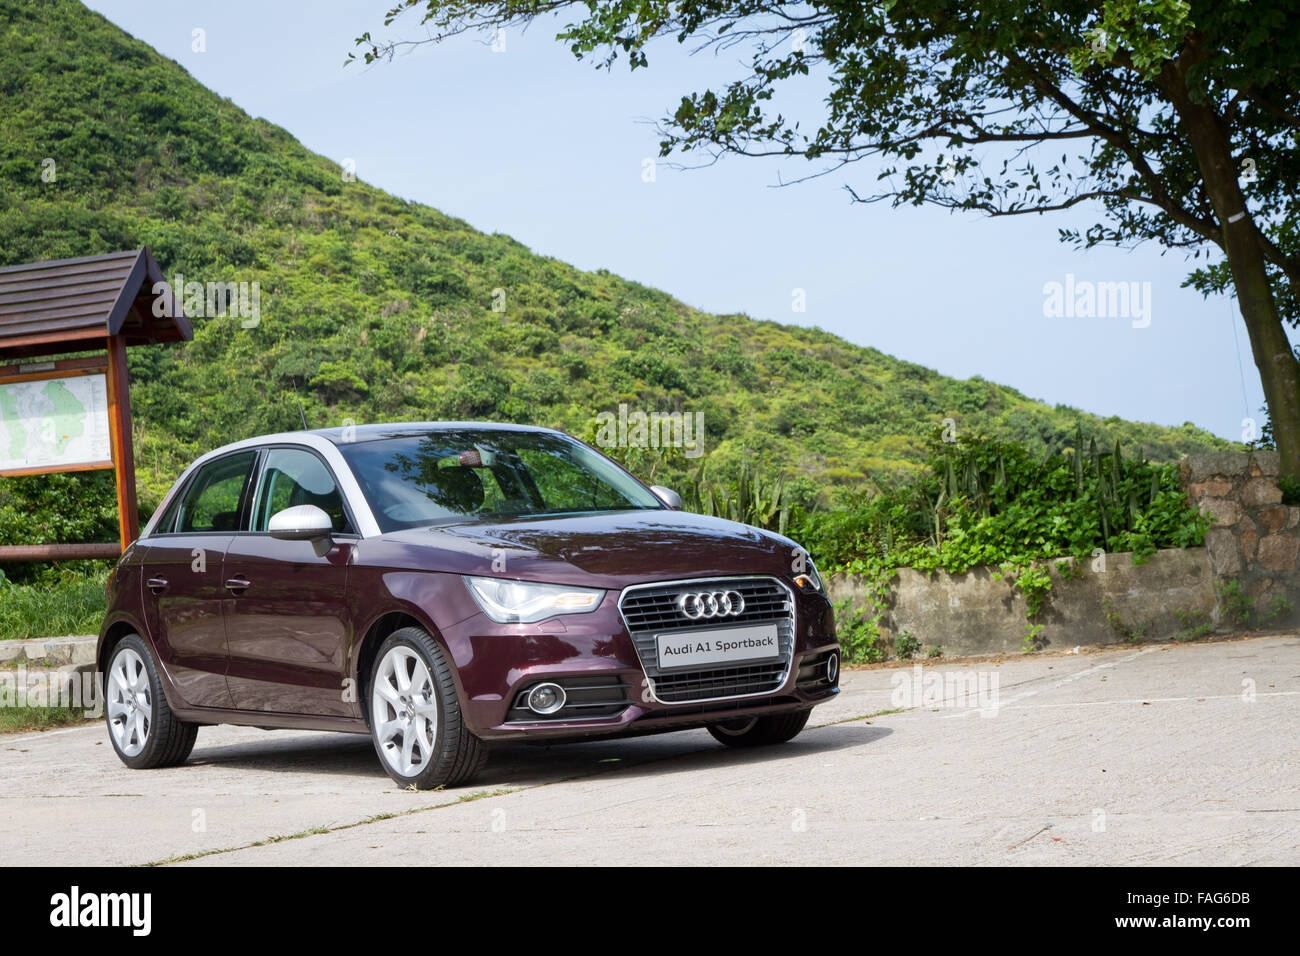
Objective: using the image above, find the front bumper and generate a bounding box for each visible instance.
[441,576,839,741]
[484,656,840,742]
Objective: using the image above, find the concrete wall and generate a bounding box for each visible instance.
[827,548,1214,657]
[826,451,1299,658]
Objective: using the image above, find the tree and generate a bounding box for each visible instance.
[355,0,1300,479]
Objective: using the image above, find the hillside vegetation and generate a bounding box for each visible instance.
[0,0,1230,560]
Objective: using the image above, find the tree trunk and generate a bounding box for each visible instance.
[1163,67,1300,480]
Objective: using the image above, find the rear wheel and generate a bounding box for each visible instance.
[368,627,488,789]
[707,708,812,748]
[105,634,198,769]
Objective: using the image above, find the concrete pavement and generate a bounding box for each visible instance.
[1,635,1296,866]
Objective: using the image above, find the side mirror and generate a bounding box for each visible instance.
[650,485,682,510]
[268,504,334,541]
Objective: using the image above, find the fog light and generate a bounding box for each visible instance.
[826,652,839,684]
[526,682,567,715]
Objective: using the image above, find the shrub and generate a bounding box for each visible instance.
[1262,594,1294,626]
[894,631,921,660]
[832,598,885,664]
[782,429,1209,651]
[1217,579,1254,628]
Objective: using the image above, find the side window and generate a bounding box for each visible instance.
[253,447,353,534]
[175,451,257,534]
[150,483,187,535]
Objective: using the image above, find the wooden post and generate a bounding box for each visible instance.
[104,334,139,551]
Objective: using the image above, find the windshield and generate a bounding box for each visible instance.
[335,428,664,532]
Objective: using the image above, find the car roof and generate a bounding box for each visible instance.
[197,421,568,459]
[304,421,566,446]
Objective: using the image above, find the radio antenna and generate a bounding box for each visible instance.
[290,377,309,430]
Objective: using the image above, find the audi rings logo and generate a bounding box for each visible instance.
[676,590,745,619]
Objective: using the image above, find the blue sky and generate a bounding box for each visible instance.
[85,0,1292,442]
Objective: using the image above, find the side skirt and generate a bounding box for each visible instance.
[170,705,370,735]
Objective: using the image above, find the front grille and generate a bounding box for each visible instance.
[621,582,790,631]
[505,674,631,723]
[618,576,795,704]
[653,661,789,703]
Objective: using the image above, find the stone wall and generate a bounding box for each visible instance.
[827,548,1214,657]
[825,452,1299,658]
[1181,451,1300,629]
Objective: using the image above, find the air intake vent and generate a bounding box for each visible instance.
[505,674,631,723]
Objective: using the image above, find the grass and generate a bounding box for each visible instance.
[1,656,53,669]
[0,570,107,641]
[0,656,100,733]
[856,708,905,721]
[0,706,95,734]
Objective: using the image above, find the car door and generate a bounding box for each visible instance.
[140,450,258,710]
[223,445,356,717]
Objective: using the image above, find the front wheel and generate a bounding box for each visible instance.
[707,708,812,748]
[368,627,488,789]
[105,634,198,769]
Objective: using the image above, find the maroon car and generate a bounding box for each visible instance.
[98,423,840,788]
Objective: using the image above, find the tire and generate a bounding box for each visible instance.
[104,634,198,769]
[707,708,812,748]
[367,627,488,789]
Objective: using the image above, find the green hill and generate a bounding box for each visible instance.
[0,0,1230,528]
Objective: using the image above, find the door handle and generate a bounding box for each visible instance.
[225,576,251,593]
[146,576,168,593]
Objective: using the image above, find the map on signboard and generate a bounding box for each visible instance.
[0,373,112,473]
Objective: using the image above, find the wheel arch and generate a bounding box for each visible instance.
[353,607,464,727]
[98,616,144,683]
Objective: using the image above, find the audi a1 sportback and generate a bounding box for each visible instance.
[99,423,840,788]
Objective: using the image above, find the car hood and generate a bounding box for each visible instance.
[368,508,798,587]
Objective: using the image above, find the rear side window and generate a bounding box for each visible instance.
[252,447,353,534]
[175,451,257,534]
[150,484,186,535]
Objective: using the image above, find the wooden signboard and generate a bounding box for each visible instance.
[0,249,190,562]
[0,345,138,558]
[0,359,113,477]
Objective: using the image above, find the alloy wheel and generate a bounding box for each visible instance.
[371,645,439,777]
[108,647,151,757]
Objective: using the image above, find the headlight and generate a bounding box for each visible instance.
[793,553,824,593]
[462,576,605,624]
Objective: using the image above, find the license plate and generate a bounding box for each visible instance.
[655,624,780,670]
